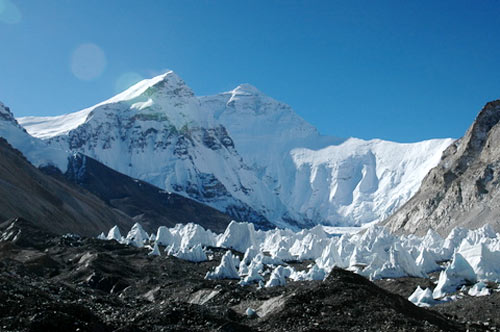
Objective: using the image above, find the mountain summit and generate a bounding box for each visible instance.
[21,71,208,139]
[18,72,453,228]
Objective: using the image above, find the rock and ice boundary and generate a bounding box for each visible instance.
[98,221,500,307]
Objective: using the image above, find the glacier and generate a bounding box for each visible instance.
[17,70,453,228]
[100,221,500,301]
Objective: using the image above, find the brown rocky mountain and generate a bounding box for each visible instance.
[0,137,133,236]
[384,100,500,235]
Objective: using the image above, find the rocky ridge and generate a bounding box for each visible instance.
[384,100,500,235]
[0,102,69,172]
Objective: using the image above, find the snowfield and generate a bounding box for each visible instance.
[100,221,500,307]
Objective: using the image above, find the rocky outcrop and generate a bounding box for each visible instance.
[384,100,500,236]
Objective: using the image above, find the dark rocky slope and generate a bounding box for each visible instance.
[384,100,500,235]
[375,276,500,330]
[1,218,493,332]
[0,137,133,236]
[43,153,233,233]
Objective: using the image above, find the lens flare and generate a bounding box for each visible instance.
[0,0,22,24]
[70,43,107,81]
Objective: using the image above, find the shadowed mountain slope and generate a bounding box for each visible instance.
[54,153,234,233]
[0,137,133,236]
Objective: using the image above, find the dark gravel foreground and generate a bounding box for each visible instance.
[0,218,498,332]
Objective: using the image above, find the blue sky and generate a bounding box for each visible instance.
[1,0,499,142]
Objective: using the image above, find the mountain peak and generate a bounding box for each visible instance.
[0,101,16,123]
[104,70,193,105]
[18,71,202,139]
[0,101,26,131]
[232,83,262,96]
[225,83,278,110]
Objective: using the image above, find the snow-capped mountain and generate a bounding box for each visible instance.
[20,72,286,227]
[0,97,240,236]
[199,84,343,172]
[18,71,453,228]
[200,86,454,226]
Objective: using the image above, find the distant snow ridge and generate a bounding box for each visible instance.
[100,221,500,303]
[17,71,453,228]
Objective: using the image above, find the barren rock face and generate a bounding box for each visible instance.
[384,100,500,236]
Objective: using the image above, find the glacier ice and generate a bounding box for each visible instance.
[217,221,257,253]
[107,225,122,242]
[155,226,174,246]
[458,240,500,282]
[290,264,327,282]
[416,249,441,274]
[149,242,161,256]
[125,223,149,248]
[408,286,436,307]
[173,244,207,262]
[265,265,292,287]
[468,281,490,297]
[205,250,240,280]
[99,220,500,304]
[239,260,264,286]
[432,253,477,299]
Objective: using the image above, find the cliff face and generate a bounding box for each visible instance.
[384,100,500,236]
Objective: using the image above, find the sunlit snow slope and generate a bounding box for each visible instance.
[18,71,453,228]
